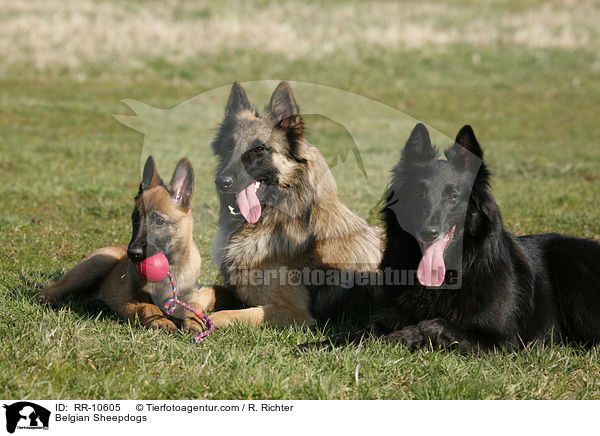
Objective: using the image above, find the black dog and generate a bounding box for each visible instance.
[306,123,600,352]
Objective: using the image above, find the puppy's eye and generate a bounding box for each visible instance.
[253,145,265,153]
[447,192,459,201]
[154,216,165,226]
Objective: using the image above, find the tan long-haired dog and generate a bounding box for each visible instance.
[195,82,383,328]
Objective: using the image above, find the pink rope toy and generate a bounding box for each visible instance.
[163,271,214,343]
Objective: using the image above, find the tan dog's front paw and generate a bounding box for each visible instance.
[208,311,234,328]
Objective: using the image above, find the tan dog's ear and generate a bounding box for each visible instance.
[225,82,253,117]
[267,82,306,163]
[168,158,194,209]
[267,81,302,130]
[141,155,162,191]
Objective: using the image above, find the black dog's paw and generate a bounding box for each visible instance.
[383,319,474,352]
[382,325,424,348]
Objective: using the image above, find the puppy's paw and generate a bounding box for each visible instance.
[151,318,179,333]
[181,316,208,334]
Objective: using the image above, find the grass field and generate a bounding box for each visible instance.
[1,0,599,400]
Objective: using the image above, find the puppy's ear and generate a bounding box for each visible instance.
[401,123,437,163]
[141,155,162,191]
[225,82,253,117]
[168,158,194,210]
[445,125,484,169]
[268,81,303,132]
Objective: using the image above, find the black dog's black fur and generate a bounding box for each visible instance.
[306,123,600,352]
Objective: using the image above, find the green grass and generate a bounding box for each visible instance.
[1,0,599,399]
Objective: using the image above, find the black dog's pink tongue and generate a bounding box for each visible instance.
[417,238,446,287]
[236,183,261,224]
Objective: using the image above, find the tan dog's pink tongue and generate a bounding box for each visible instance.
[236,184,262,224]
[417,238,446,287]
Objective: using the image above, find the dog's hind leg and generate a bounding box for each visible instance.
[38,246,126,307]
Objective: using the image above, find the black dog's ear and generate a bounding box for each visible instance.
[445,125,484,170]
[268,81,303,132]
[402,123,437,163]
[141,155,162,191]
[225,82,253,117]
[168,158,194,209]
[454,125,483,159]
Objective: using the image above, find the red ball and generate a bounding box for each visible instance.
[136,252,170,282]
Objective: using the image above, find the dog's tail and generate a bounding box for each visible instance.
[38,246,126,306]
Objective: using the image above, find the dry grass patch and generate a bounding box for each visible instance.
[1,0,599,77]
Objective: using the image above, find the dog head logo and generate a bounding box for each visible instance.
[3,402,50,433]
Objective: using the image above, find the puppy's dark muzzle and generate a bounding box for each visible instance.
[127,244,146,264]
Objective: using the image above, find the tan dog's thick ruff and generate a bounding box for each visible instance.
[202,82,383,328]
